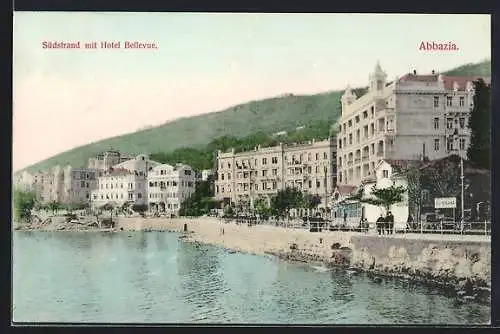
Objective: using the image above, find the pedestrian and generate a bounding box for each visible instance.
[376,214,385,235]
[387,211,394,234]
[406,214,414,231]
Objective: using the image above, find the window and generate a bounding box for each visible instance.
[339,157,342,166]
[447,138,454,151]
[262,158,267,165]
[446,96,452,107]
[446,118,453,129]
[315,153,319,160]
[262,170,267,177]
[363,110,368,119]
[272,157,278,164]
[348,120,352,127]
[434,139,440,151]
[308,180,312,188]
[460,138,466,150]
[459,96,465,107]
[307,166,312,173]
[433,118,439,129]
[323,152,327,160]
[221,174,224,180]
[433,96,439,108]
[382,170,389,178]
[227,173,231,180]
[355,116,360,123]
[316,180,320,188]
[272,182,277,190]
[254,184,258,191]
[356,129,360,143]
[272,169,277,175]
[338,139,342,149]
[459,118,465,129]
[349,134,353,145]
[184,169,192,175]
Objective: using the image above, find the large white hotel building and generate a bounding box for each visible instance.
[337,61,490,186]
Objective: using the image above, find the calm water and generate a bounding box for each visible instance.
[12,231,489,324]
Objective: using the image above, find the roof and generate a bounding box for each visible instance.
[442,76,491,90]
[399,73,437,83]
[398,73,491,91]
[102,167,134,177]
[335,185,357,196]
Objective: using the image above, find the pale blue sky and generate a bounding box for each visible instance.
[13,12,491,171]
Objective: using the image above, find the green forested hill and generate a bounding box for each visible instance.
[20,59,490,173]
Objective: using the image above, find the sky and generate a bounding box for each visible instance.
[12,12,491,171]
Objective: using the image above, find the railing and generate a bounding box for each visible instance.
[219,217,491,237]
[362,156,369,162]
[354,158,361,164]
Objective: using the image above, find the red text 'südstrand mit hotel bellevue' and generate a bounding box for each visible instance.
[41,41,158,49]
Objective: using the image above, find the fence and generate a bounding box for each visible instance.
[220,217,491,236]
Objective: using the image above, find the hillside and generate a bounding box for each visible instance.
[20,59,490,173]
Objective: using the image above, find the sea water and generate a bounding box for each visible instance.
[12,231,490,324]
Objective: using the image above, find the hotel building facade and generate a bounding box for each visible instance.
[337,61,490,187]
[214,138,337,210]
[147,163,197,216]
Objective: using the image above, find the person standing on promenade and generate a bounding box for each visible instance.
[386,211,394,234]
[376,214,385,235]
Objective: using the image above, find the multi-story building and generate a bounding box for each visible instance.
[62,166,99,205]
[337,61,490,187]
[87,150,122,170]
[90,154,161,209]
[110,154,161,176]
[214,137,337,210]
[147,163,196,215]
[90,169,147,208]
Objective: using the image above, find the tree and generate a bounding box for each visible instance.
[398,161,423,218]
[467,78,491,170]
[270,187,303,219]
[179,180,216,217]
[359,184,407,215]
[253,197,271,219]
[48,201,61,216]
[13,189,36,222]
[101,202,116,221]
[131,203,148,216]
[223,205,234,217]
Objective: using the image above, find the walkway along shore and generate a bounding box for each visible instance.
[15,216,491,303]
[114,216,491,303]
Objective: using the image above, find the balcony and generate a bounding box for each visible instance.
[354,158,361,164]
[362,156,369,162]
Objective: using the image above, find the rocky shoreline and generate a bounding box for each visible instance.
[265,246,490,304]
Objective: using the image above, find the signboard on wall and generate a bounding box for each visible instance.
[434,197,457,209]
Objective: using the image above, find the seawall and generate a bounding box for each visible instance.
[114,217,491,301]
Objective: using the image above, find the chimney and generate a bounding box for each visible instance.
[413,70,417,75]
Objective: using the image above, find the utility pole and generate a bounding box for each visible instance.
[460,157,464,231]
